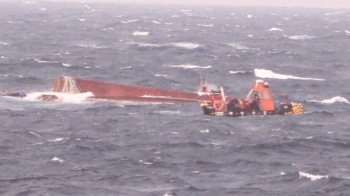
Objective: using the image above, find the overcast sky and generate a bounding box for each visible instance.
[76,0,350,9]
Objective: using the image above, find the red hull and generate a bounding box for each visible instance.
[53,77,211,103]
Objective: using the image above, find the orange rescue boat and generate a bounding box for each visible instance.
[200,79,303,116]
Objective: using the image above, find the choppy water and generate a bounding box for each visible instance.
[1,1,350,196]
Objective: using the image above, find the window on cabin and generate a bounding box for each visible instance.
[263,90,270,99]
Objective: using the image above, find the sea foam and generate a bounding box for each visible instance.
[24,92,94,103]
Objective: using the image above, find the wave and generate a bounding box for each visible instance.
[133,31,149,36]
[131,42,201,50]
[23,92,94,103]
[151,21,161,24]
[154,110,181,115]
[136,42,164,48]
[286,35,316,40]
[169,42,201,50]
[33,58,60,64]
[226,43,249,50]
[254,69,325,81]
[52,157,64,163]
[299,171,328,181]
[62,63,72,67]
[269,27,283,31]
[154,74,167,77]
[325,12,345,16]
[310,96,349,104]
[229,70,253,75]
[198,24,213,27]
[121,19,138,24]
[163,64,211,69]
[76,44,107,49]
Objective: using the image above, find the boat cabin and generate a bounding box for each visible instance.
[245,79,275,111]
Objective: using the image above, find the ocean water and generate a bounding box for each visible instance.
[1,1,350,196]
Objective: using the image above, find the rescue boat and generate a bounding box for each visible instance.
[200,79,303,117]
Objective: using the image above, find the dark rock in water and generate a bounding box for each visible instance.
[37,94,59,101]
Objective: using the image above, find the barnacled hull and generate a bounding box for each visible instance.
[53,76,211,103]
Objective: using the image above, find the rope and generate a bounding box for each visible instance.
[60,76,83,94]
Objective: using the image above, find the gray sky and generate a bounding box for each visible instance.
[77,0,350,9]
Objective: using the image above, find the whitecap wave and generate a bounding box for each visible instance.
[226,43,249,50]
[137,42,163,47]
[52,157,64,163]
[154,110,181,115]
[151,21,161,24]
[169,42,201,50]
[48,138,64,142]
[269,27,283,31]
[287,35,315,40]
[33,58,60,64]
[120,66,132,69]
[164,64,211,69]
[121,19,138,24]
[229,70,251,74]
[23,92,94,103]
[77,44,106,49]
[154,74,167,77]
[325,12,344,16]
[198,24,213,27]
[310,96,350,104]
[299,171,328,181]
[133,31,149,36]
[254,68,324,81]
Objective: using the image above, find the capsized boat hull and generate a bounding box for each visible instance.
[53,76,211,103]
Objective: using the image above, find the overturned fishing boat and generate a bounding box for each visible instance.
[200,79,303,117]
[53,76,211,103]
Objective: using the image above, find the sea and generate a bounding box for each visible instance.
[0,1,350,196]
